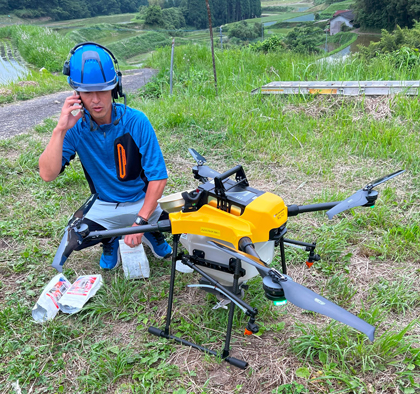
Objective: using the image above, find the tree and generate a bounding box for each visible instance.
[355,0,420,30]
[186,0,207,28]
[145,4,163,25]
[162,7,186,28]
[0,0,9,13]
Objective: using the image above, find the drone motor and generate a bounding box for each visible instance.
[262,276,287,305]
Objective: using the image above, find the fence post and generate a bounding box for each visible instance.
[170,38,175,96]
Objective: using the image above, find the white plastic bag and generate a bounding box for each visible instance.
[119,239,150,279]
[58,275,103,314]
[32,274,71,323]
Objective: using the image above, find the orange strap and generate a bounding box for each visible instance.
[117,144,127,179]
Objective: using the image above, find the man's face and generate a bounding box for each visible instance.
[79,90,113,125]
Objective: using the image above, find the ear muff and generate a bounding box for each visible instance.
[117,71,123,98]
[63,60,70,76]
[111,71,124,100]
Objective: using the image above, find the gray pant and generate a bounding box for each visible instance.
[85,198,163,229]
[76,198,163,250]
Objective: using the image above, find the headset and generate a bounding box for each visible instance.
[63,42,126,127]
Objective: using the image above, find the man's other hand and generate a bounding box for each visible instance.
[124,224,143,248]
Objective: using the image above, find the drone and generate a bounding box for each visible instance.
[51,149,405,369]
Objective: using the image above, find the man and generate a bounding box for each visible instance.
[39,42,171,269]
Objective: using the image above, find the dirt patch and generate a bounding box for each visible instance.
[0,88,12,96]
[0,238,11,250]
[284,95,395,122]
[17,81,39,87]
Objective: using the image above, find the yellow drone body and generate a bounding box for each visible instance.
[169,192,288,248]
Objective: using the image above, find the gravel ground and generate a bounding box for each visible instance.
[0,68,157,140]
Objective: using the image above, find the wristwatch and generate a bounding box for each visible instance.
[134,216,148,226]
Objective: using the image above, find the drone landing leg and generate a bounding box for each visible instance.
[164,234,180,335]
[280,238,287,275]
[222,258,241,360]
[148,241,249,370]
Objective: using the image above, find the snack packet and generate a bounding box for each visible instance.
[58,275,103,314]
[32,274,71,322]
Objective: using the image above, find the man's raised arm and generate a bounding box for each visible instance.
[39,92,83,182]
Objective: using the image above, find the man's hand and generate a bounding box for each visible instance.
[56,91,83,132]
[124,224,143,248]
[39,92,84,182]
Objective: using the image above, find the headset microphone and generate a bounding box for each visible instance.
[113,93,127,126]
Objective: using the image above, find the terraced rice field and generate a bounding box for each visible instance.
[0,39,28,84]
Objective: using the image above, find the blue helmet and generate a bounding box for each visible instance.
[64,42,119,92]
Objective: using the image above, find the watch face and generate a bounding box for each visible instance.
[135,216,147,225]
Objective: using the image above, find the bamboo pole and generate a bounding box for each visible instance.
[205,0,218,96]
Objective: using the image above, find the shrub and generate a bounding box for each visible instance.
[358,23,420,60]
[284,25,324,53]
[250,35,285,52]
[227,21,262,41]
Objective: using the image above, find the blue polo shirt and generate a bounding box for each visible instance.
[61,104,167,203]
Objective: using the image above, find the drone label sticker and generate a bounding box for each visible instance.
[274,207,286,220]
[201,227,221,237]
[314,298,326,305]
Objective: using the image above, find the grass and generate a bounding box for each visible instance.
[38,13,138,29]
[0,70,68,105]
[0,25,75,71]
[66,23,145,46]
[249,11,310,25]
[0,20,420,394]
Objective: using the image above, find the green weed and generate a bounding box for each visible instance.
[369,276,420,314]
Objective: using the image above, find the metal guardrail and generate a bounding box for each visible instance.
[252,81,420,96]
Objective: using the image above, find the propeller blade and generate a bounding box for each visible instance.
[365,169,405,191]
[326,189,368,220]
[277,276,375,341]
[51,228,70,272]
[70,193,98,222]
[327,169,405,220]
[188,148,207,165]
[208,241,270,276]
[193,165,221,179]
[210,240,375,340]
[51,227,83,272]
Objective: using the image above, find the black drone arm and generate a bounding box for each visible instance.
[287,202,342,217]
[85,220,172,242]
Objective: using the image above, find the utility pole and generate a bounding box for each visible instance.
[325,29,328,52]
[205,0,218,96]
[220,26,223,50]
[262,22,264,40]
